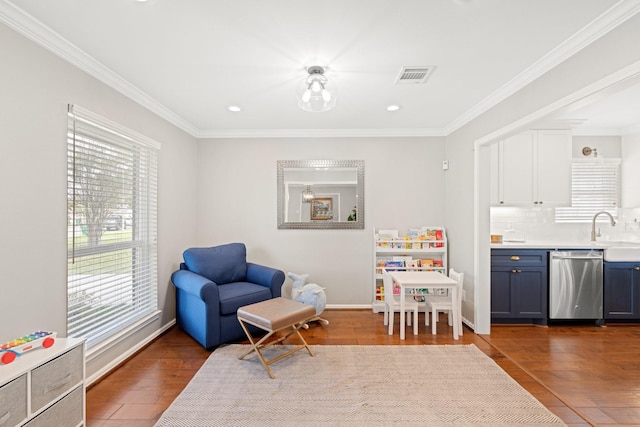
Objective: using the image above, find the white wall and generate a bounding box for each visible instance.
[445,12,640,334]
[621,132,640,234]
[572,135,621,158]
[622,132,640,209]
[195,137,446,303]
[0,22,198,379]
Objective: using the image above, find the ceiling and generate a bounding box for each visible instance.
[2,0,640,138]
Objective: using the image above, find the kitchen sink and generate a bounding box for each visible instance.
[604,246,640,262]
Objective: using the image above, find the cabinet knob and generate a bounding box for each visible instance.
[510,256,520,261]
[511,269,517,273]
[635,266,640,271]
[511,269,522,273]
[500,201,504,204]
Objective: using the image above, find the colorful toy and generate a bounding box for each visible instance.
[0,331,56,365]
[288,272,329,328]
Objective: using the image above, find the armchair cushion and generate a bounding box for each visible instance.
[218,282,273,315]
[183,243,247,284]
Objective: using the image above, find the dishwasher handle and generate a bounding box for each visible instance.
[551,253,603,261]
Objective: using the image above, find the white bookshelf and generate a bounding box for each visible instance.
[372,226,448,313]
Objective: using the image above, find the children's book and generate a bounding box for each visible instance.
[384,260,404,270]
[407,259,420,269]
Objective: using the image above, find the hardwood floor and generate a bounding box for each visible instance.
[86,310,640,426]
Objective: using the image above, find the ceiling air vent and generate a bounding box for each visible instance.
[395,66,436,84]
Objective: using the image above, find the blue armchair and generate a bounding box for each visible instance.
[171,243,284,349]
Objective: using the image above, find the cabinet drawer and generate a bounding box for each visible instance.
[24,386,83,427]
[31,345,83,413]
[0,374,27,427]
[491,249,547,267]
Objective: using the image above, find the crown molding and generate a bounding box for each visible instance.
[475,59,640,146]
[443,0,640,136]
[572,127,625,136]
[194,128,446,139]
[2,0,639,139]
[531,119,588,130]
[0,0,199,137]
[0,1,439,139]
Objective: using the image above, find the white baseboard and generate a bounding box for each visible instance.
[325,304,372,310]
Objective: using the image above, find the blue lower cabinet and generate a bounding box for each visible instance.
[604,262,640,320]
[490,268,513,317]
[491,249,548,324]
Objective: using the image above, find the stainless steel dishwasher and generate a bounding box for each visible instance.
[549,250,604,324]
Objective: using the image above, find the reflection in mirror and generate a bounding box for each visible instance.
[277,160,364,229]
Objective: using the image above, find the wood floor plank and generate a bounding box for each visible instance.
[86,309,640,426]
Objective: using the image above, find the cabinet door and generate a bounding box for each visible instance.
[604,263,640,320]
[535,130,571,206]
[514,267,547,318]
[491,268,514,317]
[501,132,536,205]
[491,266,547,320]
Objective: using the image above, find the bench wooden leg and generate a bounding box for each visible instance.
[238,318,314,379]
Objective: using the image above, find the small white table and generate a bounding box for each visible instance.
[389,271,460,340]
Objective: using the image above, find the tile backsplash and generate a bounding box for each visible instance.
[490,207,640,243]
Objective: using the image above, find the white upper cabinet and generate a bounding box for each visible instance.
[492,129,572,206]
[501,131,537,205]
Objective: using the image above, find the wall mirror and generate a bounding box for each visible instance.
[277,160,364,229]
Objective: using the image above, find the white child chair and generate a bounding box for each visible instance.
[382,270,419,336]
[424,268,464,336]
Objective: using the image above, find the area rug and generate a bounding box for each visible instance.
[154,344,565,426]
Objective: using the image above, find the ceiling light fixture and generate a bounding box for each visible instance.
[386,105,400,111]
[228,105,241,112]
[297,66,337,112]
[301,185,315,203]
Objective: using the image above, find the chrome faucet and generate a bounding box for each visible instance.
[590,211,616,241]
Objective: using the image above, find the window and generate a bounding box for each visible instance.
[67,105,159,349]
[555,159,620,223]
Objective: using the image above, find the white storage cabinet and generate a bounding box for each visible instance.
[0,338,85,427]
[372,226,448,313]
[492,129,572,206]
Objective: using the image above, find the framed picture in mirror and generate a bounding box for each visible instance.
[311,198,333,220]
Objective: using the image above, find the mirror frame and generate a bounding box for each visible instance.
[277,160,364,229]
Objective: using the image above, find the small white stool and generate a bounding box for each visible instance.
[237,297,316,378]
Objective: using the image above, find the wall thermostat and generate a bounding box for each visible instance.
[442,160,449,170]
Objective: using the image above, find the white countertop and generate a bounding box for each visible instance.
[490,240,639,249]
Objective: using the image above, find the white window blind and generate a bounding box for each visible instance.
[555,159,620,223]
[67,105,159,348]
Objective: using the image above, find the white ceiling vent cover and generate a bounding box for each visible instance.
[395,66,436,84]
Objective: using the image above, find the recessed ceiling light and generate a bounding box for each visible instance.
[386,105,400,112]
[228,106,241,112]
